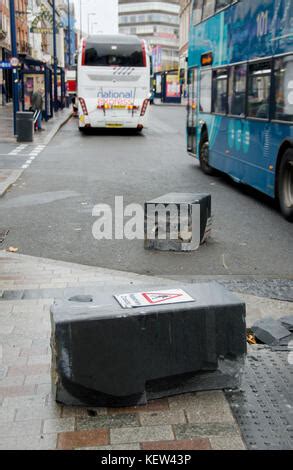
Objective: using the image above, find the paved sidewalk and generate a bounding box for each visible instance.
[0,108,72,197]
[153,99,187,107]
[0,103,72,144]
[0,251,246,450]
[0,103,14,143]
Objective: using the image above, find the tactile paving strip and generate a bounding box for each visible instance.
[219,279,293,302]
[226,347,293,450]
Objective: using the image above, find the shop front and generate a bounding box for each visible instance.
[160,70,182,104]
[1,47,13,104]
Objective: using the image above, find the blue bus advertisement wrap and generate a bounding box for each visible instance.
[187,0,293,220]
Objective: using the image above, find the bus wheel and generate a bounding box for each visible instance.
[278,148,293,222]
[199,132,215,175]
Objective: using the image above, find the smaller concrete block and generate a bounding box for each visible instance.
[279,316,293,332]
[252,318,292,346]
[144,193,212,252]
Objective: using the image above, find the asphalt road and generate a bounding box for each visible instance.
[0,106,292,280]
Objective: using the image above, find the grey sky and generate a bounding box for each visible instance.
[72,0,118,35]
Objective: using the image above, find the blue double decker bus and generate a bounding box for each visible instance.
[187,0,293,221]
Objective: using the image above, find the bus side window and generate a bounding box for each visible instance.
[193,0,203,25]
[228,64,247,117]
[212,68,228,114]
[247,61,271,119]
[274,55,293,122]
[200,69,212,113]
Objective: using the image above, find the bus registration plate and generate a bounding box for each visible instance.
[106,123,123,128]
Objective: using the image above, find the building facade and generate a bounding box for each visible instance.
[56,0,76,67]
[0,0,11,104]
[0,0,10,52]
[16,0,29,54]
[28,1,77,68]
[118,0,180,73]
[0,0,76,107]
[179,0,191,95]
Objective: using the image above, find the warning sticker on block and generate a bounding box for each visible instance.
[114,289,195,309]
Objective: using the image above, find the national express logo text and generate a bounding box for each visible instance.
[97,90,134,99]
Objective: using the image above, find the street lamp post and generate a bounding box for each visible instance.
[92,22,99,35]
[67,0,71,66]
[79,0,83,41]
[9,0,19,135]
[88,13,96,36]
[52,0,58,113]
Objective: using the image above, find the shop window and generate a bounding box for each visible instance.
[202,0,216,19]
[216,0,232,12]
[193,0,203,25]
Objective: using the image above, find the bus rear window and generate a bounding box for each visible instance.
[84,42,145,67]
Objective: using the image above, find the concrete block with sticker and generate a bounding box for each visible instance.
[51,282,246,407]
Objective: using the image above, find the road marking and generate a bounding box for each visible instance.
[8,144,29,155]
[3,144,47,172]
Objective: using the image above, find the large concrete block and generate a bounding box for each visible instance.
[144,193,212,252]
[50,282,246,407]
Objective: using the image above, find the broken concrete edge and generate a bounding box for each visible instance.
[0,169,24,198]
[251,317,293,346]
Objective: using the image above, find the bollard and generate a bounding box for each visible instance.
[51,282,246,407]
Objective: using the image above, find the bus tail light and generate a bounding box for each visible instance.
[81,39,86,65]
[127,105,139,111]
[141,40,147,67]
[79,97,88,115]
[140,99,149,116]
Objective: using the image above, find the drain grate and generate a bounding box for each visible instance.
[226,347,293,450]
[0,229,9,245]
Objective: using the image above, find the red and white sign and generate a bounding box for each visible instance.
[10,57,19,67]
[115,289,194,309]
